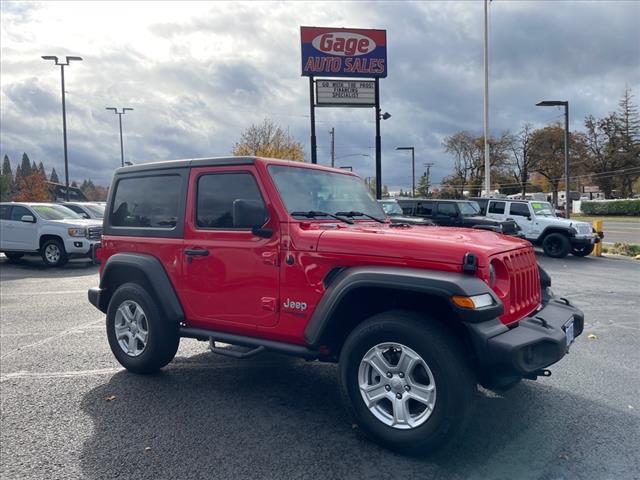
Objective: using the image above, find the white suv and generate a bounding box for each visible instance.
[478,199,601,258]
[0,202,102,267]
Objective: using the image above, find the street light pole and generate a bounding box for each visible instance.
[536,100,570,218]
[106,107,134,167]
[42,55,83,201]
[483,0,491,197]
[396,147,415,197]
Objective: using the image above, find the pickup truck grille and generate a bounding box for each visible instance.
[87,226,102,240]
[494,247,541,324]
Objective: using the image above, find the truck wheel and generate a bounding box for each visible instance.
[106,282,179,374]
[3,252,24,262]
[571,244,594,257]
[40,239,68,267]
[338,310,475,454]
[542,233,570,258]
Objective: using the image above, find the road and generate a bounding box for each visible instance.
[600,220,640,245]
[1,254,639,480]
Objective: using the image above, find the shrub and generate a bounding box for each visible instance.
[581,199,640,216]
[607,242,640,257]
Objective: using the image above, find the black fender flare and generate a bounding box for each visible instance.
[303,266,503,348]
[540,227,576,240]
[94,252,184,323]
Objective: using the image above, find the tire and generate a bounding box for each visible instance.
[3,252,24,262]
[542,233,571,258]
[106,282,179,374]
[338,310,476,454]
[571,244,594,257]
[40,238,68,267]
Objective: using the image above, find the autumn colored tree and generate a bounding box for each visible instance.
[13,170,50,202]
[232,119,304,161]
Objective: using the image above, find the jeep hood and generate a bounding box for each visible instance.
[315,223,528,267]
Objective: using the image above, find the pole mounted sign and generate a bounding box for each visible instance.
[301,27,387,78]
[316,80,375,107]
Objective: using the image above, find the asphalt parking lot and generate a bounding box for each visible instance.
[1,253,639,480]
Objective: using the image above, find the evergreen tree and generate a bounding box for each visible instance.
[50,168,59,183]
[0,154,14,201]
[416,173,430,198]
[20,153,32,177]
[71,180,78,188]
[38,161,46,176]
[616,87,640,196]
[31,160,37,172]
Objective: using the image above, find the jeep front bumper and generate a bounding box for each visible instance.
[465,292,584,388]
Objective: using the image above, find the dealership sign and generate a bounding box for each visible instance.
[316,80,375,107]
[301,27,387,78]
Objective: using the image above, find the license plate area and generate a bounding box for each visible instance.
[563,318,575,347]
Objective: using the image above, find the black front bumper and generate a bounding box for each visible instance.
[466,292,584,388]
[571,235,601,247]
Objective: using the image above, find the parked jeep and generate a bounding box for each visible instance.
[471,198,602,258]
[378,199,432,226]
[396,198,520,236]
[0,202,102,267]
[88,157,583,453]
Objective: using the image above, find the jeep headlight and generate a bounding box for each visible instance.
[67,228,87,237]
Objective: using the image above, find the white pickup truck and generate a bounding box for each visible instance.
[0,202,102,267]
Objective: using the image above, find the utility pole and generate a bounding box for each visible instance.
[329,127,335,168]
[424,162,435,197]
[483,0,491,197]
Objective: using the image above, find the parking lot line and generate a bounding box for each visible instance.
[0,290,88,296]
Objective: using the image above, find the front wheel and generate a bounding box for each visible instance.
[338,310,476,454]
[542,233,571,258]
[571,244,594,257]
[40,238,68,267]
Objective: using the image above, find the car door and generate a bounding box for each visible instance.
[434,202,460,226]
[181,166,280,333]
[3,205,38,251]
[507,202,534,236]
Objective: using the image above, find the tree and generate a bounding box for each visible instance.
[50,168,59,183]
[232,119,304,161]
[37,162,46,176]
[583,114,622,198]
[416,173,430,198]
[615,87,640,196]
[13,170,50,202]
[20,153,32,177]
[507,124,537,198]
[1,155,14,201]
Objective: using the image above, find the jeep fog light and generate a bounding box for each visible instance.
[452,293,495,309]
[68,228,87,237]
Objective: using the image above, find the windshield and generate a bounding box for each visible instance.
[32,204,83,220]
[531,201,556,217]
[459,201,480,216]
[85,204,105,218]
[380,201,403,215]
[269,166,385,221]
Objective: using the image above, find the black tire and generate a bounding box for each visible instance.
[542,233,571,258]
[338,310,476,454]
[3,252,24,262]
[571,244,594,257]
[40,238,68,267]
[106,282,179,374]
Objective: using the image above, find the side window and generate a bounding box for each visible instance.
[196,173,267,229]
[437,203,457,216]
[416,201,434,216]
[0,205,10,220]
[10,206,32,221]
[509,203,530,217]
[488,201,506,214]
[110,175,180,228]
[65,205,89,218]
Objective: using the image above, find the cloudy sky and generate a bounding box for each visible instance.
[1,1,639,191]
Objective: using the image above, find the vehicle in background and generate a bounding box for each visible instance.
[0,202,102,267]
[62,202,106,220]
[378,199,432,226]
[396,198,520,236]
[472,198,601,258]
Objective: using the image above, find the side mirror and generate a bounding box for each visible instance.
[251,226,273,238]
[21,215,36,223]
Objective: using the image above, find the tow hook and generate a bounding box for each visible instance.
[524,369,552,380]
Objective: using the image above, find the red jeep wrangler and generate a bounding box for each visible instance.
[89,157,583,453]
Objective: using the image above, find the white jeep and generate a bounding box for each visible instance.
[0,202,102,267]
[480,199,601,258]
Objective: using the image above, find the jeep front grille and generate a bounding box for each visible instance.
[493,247,541,324]
[576,224,591,235]
[87,227,103,240]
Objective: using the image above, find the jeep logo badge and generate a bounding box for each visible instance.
[283,298,307,312]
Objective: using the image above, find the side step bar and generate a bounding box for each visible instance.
[180,327,319,360]
[209,341,265,359]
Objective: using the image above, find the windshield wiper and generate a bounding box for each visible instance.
[291,210,354,224]
[335,211,385,224]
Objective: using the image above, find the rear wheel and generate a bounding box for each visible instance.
[338,310,476,454]
[571,244,594,257]
[106,282,179,374]
[40,239,68,267]
[3,252,24,262]
[542,233,571,258]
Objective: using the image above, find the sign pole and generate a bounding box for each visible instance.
[374,77,382,200]
[309,76,317,164]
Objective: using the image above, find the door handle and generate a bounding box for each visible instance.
[184,248,209,256]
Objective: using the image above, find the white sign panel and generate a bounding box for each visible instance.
[316,80,376,107]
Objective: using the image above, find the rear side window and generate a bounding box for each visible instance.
[436,203,457,216]
[509,203,530,217]
[0,205,10,220]
[416,201,434,216]
[10,206,32,221]
[196,173,266,229]
[111,175,180,228]
[488,201,506,214]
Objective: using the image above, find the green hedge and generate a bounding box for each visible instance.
[581,199,640,216]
